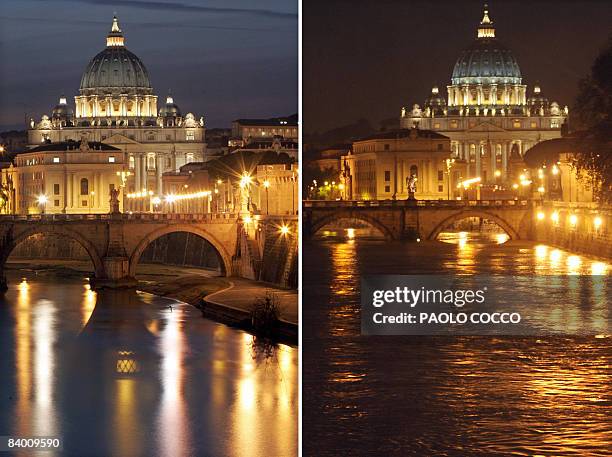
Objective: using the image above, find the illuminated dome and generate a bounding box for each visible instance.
[159,93,181,117]
[451,5,521,85]
[52,96,74,119]
[79,16,153,96]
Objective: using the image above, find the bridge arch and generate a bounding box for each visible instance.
[0,225,105,278]
[310,210,394,239]
[427,209,520,241]
[128,224,233,277]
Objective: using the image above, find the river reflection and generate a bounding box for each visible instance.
[303,231,611,456]
[0,273,297,457]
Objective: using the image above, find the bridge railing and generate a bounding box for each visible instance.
[0,212,240,223]
[303,199,530,208]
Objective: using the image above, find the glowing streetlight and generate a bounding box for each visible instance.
[569,214,578,226]
[240,173,252,188]
[279,225,290,235]
[537,211,545,221]
[551,165,559,175]
[551,211,559,223]
[243,215,252,224]
[37,195,48,214]
[262,179,271,215]
[494,170,501,178]
[593,216,602,230]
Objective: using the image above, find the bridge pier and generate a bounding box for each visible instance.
[91,256,138,289]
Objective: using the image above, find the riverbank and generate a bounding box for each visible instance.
[6,259,298,344]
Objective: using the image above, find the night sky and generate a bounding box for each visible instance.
[304,0,612,134]
[0,0,297,130]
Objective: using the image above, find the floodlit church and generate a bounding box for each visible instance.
[400,5,568,184]
[27,16,206,200]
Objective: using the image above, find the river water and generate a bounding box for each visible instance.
[0,272,297,457]
[303,230,611,456]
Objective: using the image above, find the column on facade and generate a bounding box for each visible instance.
[134,155,141,191]
[490,143,496,182]
[155,154,163,196]
[475,143,482,178]
[502,142,508,179]
[141,154,147,191]
[72,173,78,209]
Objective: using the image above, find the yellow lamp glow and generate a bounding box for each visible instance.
[537,211,545,220]
[593,216,602,229]
[569,214,578,226]
[279,225,290,235]
[551,212,559,223]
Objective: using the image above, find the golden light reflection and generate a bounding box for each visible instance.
[157,308,190,456]
[346,228,355,239]
[549,249,562,267]
[115,378,140,457]
[33,301,57,438]
[591,262,607,275]
[16,278,32,437]
[81,283,97,327]
[535,244,548,259]
[496,233,509,244]
[567,255,582,274]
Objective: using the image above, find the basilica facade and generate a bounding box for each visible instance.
[400,5,567,184]
[27,16,206,198]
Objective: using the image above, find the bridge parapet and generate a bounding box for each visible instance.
[304,199,533,241]
[304,199,530,208]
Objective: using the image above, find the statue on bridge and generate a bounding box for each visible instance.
[110,187,120,214]
[406,174,417,200]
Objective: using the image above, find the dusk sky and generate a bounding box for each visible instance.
[304,0,612,134]
[0,0,297,130]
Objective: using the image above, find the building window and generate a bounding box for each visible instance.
[530,121,537,128]
[53,183,60,195]
[147,134,155,141]
[438,170,444,181]
[384,144,390,151]
[496,144,502,158]
[186,131,195,141]
[513,119,521,128]
[437,143,443,151]
[166,134,171,140]
[434,122,441,129]
[80,178,89,195]
[186,153,194,163]
[54,200,60,207]
[384,170,391,181]
[53,157,60,163]
[166,157,171,167]
[438,185,444,192]
[384,185,390,193]
[147,153,156,170]
[469,144,476,161]
[450,120,458,129]
[108,156,115,163]
[551,119,560,128]
[129,156,135,169]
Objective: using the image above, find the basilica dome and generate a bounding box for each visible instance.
[450,6,521,85]
[79,16,153,96]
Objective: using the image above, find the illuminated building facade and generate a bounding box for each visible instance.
[400,5,567,183]
[3,138,124,214]
[341,128,465,200]
[27,16,206,199]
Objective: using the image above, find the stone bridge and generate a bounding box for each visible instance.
[304,199,534,241]
[0,212,240,290]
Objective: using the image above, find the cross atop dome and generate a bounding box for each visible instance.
[477,4,495,38]
[107,15,125,47]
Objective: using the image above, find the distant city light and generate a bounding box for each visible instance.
[279,225,290,235]
[537,211,545,220]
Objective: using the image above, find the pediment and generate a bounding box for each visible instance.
[466,121,508,133]
[103,133,142,145]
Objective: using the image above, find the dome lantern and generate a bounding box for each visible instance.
[107,15,125,47]
[477,4,495,38]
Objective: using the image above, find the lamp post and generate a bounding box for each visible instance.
[263,179,270,215]
[291,172,296,215]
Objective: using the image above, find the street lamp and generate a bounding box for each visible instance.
[263,179,270,215]
[37,195,48,214]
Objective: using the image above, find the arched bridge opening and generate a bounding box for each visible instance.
[309,212,392,240]
[128,225,232,279]
[429,210,519,243]
[0,227,105,287]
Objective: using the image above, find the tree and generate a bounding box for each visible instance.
[572,35,612,202]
